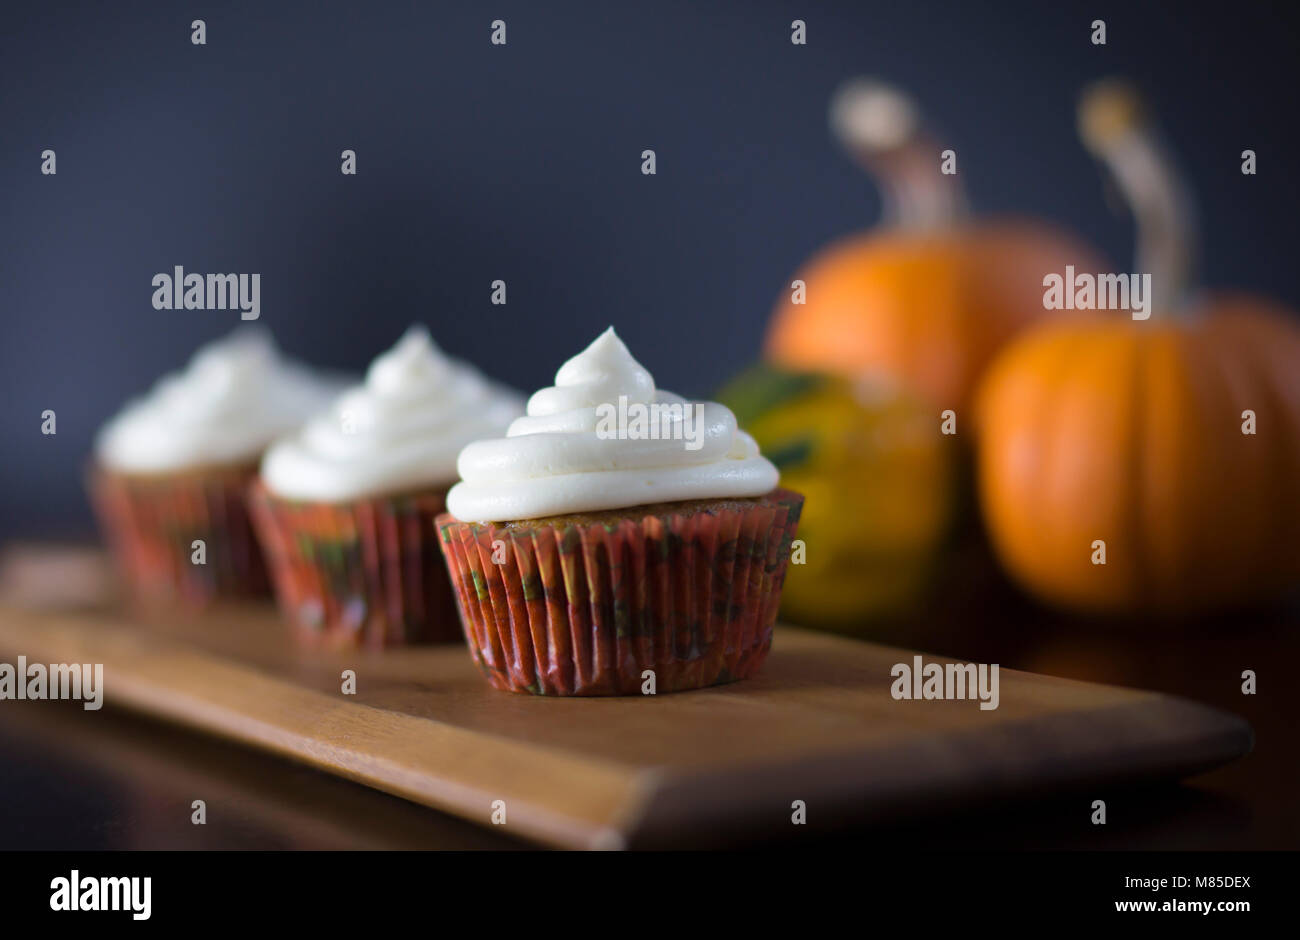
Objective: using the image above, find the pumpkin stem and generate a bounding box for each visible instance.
[1079,80,1197,313]
[829,79,969,231]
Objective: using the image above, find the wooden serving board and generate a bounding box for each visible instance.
[0,566,1252,849]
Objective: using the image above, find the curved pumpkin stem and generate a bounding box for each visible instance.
[1079,80,1198,313]
[830,78,969,231]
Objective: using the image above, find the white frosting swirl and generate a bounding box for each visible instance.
[96,327,348,474]
[261,326,525,501]
[446,328,779,521]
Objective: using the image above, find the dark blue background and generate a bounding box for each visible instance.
[4,0,1298,537]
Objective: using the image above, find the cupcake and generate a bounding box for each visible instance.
[438,328,803,696]
[90,327,347,606]
[250,326,524,649]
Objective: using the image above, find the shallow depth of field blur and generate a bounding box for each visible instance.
[3,0,1299,851]
[2,2,1297,653]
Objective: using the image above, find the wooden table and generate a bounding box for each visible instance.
[0,544,1291,850]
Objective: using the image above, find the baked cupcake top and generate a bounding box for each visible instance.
[446,327,779,521]
[96,326,347,475]
[261,325,524,502]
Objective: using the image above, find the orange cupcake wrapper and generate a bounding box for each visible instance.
[247,479,461,649]
[87,464,270,606]
[436,488,803,695]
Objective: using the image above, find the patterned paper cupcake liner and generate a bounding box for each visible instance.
[247,479,461,649]
[436,488,804,696]
[87,462,270,606]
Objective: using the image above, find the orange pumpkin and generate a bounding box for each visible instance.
[975,81,1300,614]
[766,79,1103,413]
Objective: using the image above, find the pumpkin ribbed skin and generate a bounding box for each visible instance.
[974,297,1300,614]
[765,220,1104,413]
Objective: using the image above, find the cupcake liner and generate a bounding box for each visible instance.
[87,462,270,606]
[436,489,804,696]
[247,479,461,649]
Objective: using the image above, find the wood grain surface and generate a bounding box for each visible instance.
[0,577,1252,849]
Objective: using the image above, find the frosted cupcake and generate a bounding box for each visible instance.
[250,326,524,649]
[90,327,347,606]
[438,328,804,695]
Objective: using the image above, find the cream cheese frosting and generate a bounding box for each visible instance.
[260,325,525,502]
[445,327,779,521]
[95,326,349,475]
